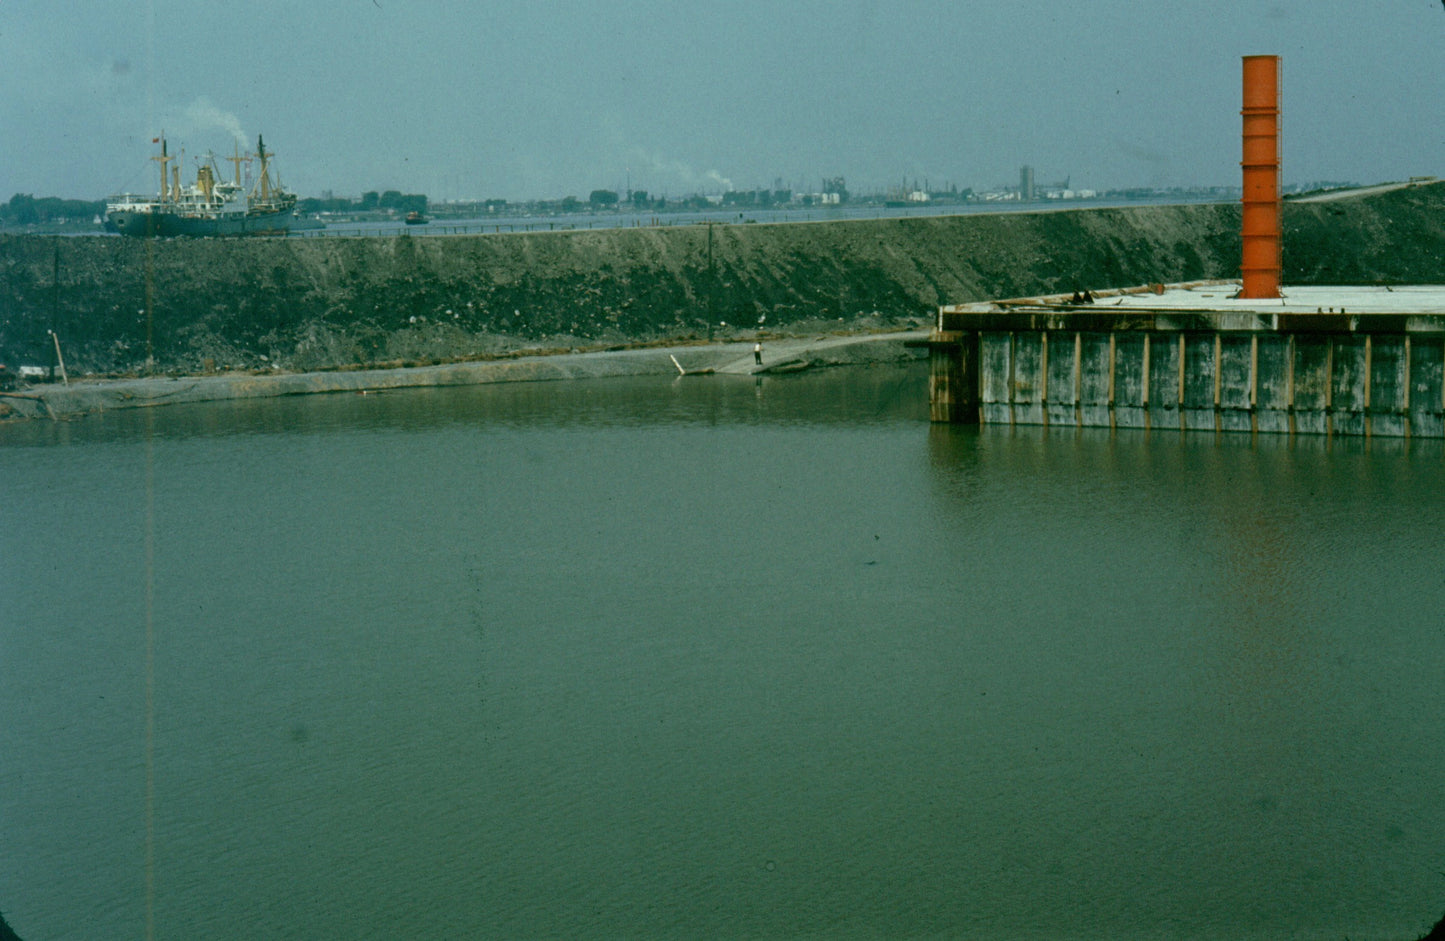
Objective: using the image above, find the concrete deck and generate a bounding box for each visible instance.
[940,281,1445,335]
[1083,282,1445,316]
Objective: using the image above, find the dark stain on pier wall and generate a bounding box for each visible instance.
[2,182,1442,375]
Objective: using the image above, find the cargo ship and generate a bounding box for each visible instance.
[105,135,303,237]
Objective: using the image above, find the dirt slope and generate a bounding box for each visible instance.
[2,181,1442,375]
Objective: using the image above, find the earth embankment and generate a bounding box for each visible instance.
[3,181,1443,376]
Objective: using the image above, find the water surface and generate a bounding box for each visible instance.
[2,365,1443,939]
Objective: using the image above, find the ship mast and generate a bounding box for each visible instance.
[152,137,172,205]
[257,135,271,202]
[228,141,246,188]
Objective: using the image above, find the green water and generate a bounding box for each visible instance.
[3,364,1443,940]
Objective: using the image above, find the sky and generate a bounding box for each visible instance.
[3,0,1443,202]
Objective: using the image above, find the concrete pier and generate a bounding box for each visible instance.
[927,281,1445,437]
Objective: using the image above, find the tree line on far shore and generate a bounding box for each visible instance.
[1,185,850,228]
[297,190,428,215]
[1,194,105,226]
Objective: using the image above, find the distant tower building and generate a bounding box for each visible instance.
[1019,165,1036,201]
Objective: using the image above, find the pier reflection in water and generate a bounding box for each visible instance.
[1,363,1442,940]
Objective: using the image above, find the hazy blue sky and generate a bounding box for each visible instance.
[3,1,1443,200]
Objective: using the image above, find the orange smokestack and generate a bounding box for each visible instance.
[1240,55,1282,299]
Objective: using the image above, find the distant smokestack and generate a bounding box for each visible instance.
[1240,55,1282,299]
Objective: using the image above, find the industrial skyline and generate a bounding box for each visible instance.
[3,0,1443,202]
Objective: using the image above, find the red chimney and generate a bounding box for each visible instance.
[1240,55,1282,299]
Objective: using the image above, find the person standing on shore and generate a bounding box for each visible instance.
[754,341,763,366]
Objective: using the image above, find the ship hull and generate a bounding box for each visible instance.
[106,207,299,237]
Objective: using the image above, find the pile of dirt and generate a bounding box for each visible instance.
[2,181,1442,377]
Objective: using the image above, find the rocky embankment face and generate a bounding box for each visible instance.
[2,182,1443,376]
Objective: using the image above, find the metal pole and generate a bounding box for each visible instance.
[49,330,69,385]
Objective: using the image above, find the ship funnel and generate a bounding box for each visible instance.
[1240,54,1282,299]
